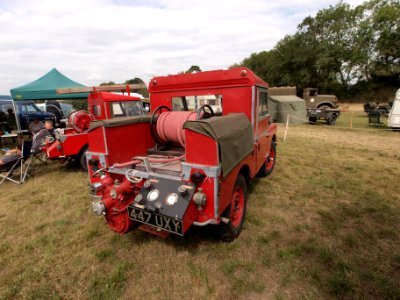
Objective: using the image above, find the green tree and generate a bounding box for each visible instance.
[125,77,149,97]
[369,0,400,79]
[185,65,202,73]
[297,2,361,89]
[99,81,116,86]
[234,0,400,99]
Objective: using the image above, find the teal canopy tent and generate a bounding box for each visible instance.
[10,68,89,100]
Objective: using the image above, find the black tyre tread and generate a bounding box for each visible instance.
[78,146,88,170]
[219,174,247,242]
[257,141,276,177]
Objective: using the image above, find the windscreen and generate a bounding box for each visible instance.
[171,95,222,113]
[110,101,144,118]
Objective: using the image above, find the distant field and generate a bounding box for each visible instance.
[0,109,399,299]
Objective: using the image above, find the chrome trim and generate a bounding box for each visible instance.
[181,162,221,180]
[181,162,221,219]
[214,175,219,219]
[193,219,218,226]
[109,167,182,182]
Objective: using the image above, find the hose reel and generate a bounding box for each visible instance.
[150,105,214,148]
[68,110,95,133]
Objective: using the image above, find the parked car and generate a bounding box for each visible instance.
[0,98,56,131]
[36,101,74,127]
[363,101,393,115]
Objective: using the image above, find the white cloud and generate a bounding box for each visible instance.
[0,0,365,94]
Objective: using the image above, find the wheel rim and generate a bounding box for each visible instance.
[230,186,244,228]
[266,145,276,170]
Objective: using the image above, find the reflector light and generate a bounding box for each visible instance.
[147,189,160,202]
[165,193,178,206]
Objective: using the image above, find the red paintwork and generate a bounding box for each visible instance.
[230,185,245,228]
[41,92,143,163]
[149,67,268,93]
[185,131,218,166]
[101,174,138,233]
[46,134,88,157]
[89,68,277,239]
[103,123,154,166]
[87,126,107,154]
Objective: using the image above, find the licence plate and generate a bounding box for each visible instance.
[128,206,183,235]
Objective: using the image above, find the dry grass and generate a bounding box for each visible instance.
[0,109,399,299]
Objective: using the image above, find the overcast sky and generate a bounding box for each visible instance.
[0,0,365,95]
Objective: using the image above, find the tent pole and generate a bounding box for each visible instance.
[12,100,21,132]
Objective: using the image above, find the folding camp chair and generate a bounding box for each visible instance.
[0,140,32,185]
[31,129,52,164]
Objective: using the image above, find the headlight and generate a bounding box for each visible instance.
[147,189,159,202]
[165,193,178,206]
[310,98,315,103]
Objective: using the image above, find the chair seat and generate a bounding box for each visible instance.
[0,140,33,185]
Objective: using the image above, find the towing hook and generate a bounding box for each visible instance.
[193,188,206,210]
[92,201,106,216]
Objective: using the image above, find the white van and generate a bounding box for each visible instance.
[388,89,400,129]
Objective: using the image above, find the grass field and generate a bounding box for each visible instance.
[0,106,399,299]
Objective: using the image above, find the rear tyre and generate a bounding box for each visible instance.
[219,174,247,242]
[78,146,88,170]
[257,141,276,177]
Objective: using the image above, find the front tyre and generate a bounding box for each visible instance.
[257,140,276,177]
[219,174,248,242]
[326,113,337,125]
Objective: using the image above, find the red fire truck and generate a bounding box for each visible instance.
[88,68,277,241]
[40,85,146,169]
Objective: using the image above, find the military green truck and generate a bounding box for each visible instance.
[267,87,340,125]
[303,88,341,125]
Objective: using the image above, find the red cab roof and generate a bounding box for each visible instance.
[149,67,269,93]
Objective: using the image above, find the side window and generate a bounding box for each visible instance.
[110,103,124,117]
[26,104,38,113]
[172,97,185,111]
[20,104,27,114]
[92,104,102,117]
[172,95,223,113]
[258,90,268,116]
[109,101,144,118]
[125,101,144,116]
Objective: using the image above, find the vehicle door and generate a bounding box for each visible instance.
[17,102,30,129]
[255,87,271,170]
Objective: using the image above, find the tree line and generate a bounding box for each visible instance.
[232,0,400,102]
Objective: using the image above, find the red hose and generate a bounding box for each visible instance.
[113,155,185,168]
[113,111,193,169]
[156,111,197,147]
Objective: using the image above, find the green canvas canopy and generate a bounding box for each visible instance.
[268,95,307,124]
[10,68,89,100]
